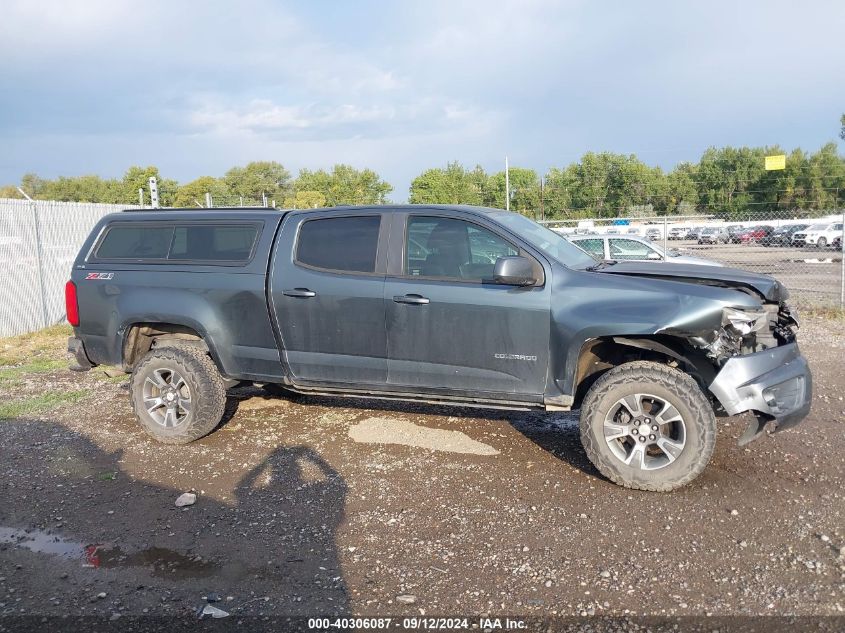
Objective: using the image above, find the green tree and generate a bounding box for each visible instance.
[283,190,326,209]
[484,168,540,215]
[660,162,698,215]
[695,146,767,219]
[121,166,178,206]
[173,176,230,207]
[39,174,122,203]
[223,161,291,204]
[408,162,485,205]
[294,164,392,206]
[19,173,46,198]
[0,184,23,199]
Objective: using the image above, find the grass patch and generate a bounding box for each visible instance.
[0,324,72,365]
[0,358,67,382]
[0,389,89,420]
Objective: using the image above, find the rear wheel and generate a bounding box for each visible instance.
[579,361,716,492]
[130,345,226,444]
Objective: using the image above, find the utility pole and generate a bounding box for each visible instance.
[539,176,545,221]
[205,192,212,208]
[505,156,510,211]
[138,188,144,207]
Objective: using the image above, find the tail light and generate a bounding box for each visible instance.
[65,280,79,326]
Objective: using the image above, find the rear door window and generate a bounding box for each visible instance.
[573,238,604,259]
[609,238,655,260]
[95,225,174,259]
[295,216,381,273]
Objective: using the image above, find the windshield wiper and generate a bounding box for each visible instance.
[586,259,618,271]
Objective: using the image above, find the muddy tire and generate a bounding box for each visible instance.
[130,345,226,444]
[579,361,716,492]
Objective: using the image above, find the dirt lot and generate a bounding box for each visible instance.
[1,319,844,628]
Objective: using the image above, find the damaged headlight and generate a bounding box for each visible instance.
[722,307,768,336]
[691,306,770,364]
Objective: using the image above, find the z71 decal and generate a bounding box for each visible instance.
[84,272,114,280]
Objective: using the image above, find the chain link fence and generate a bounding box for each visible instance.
[0,198,137,337]
[1,197,843,338]
[542,209,845,308]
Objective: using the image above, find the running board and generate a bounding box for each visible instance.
[285,385,544,412]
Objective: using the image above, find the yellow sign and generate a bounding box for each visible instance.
[765,154,786,170]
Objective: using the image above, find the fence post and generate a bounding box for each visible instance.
[663,215,668,260]
[16,189,50,328]
[840,206,844,309]
[31,202,50,328]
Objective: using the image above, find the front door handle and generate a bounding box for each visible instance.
[283,288,316,298]
[393,294,429,305]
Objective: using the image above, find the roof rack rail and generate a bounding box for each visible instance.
[122,206,280,213]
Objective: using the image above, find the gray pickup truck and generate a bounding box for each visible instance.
[66,205,811,491]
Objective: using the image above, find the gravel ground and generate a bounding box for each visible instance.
[0,318,844,628]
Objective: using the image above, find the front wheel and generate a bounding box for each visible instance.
[817,237,827,249]
[579,361,716,491]
[130,345,226,444]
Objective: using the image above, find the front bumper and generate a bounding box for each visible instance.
[67,336,94,372]
[709,342,812,445]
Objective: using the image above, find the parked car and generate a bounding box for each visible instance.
[727,225,747,244]
[738,225,775,243]
[569,234,723,266]
[762,224,808,247]
[684,226,704,240]
[644,227,663,241]
[67,205,810,492]
[667,226,687,240]
[791,222,844,248]
[697,227,730,245]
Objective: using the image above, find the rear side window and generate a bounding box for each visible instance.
[573,238,604,259]
[170,225,258,261]
[95,226,174,259]
[93,222,259,262]
[296,216,381,273]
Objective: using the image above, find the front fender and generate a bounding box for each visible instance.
[548,265,757,399]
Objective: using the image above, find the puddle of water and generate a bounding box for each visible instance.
[0,526,84,559]
[0,527,218,578]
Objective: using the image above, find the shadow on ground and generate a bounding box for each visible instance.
[0,419,349,618]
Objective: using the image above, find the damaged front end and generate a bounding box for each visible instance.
[689,302,811,445]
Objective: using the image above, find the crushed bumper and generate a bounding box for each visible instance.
[709,342,812,445]
[67,336,94,372]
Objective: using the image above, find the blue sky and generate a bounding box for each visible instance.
[1,0,843,200]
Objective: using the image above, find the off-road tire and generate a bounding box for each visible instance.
[579,361,716,492]
[130,345,226,444]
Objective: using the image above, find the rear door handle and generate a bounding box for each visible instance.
[283,288,316,298]
[393,294,429,305]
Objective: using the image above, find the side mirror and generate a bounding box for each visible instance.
[492,256,537,286]
[647,251,661,260]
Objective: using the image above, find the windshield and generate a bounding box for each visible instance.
[489,212,597,269]
[809,223,829,231]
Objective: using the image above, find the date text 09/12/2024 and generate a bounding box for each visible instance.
[307,617,527,630]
